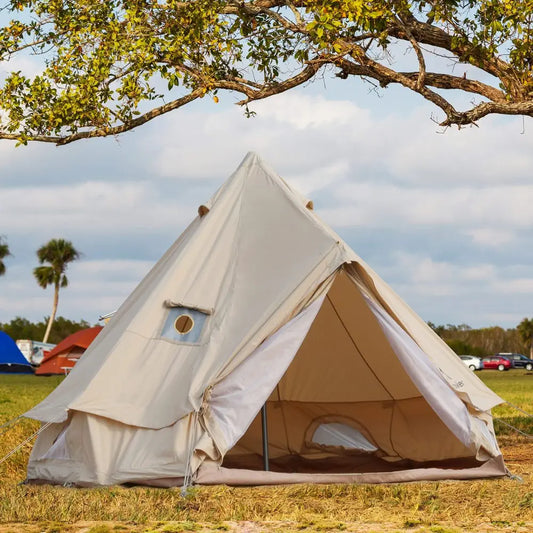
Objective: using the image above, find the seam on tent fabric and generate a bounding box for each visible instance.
[325,293,401,457]
[346,264,408,336]
[207,164,248,385]
[389,403,399,459]
[325,294,394,401]
[157,335,206,348]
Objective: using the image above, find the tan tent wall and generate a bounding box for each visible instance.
[27,411,219,486]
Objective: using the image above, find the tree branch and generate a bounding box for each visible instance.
[232,63,322,104]
[439,100,533,127]
[0,88,204,145]
[387,15,523,97]
[392,11,427,90]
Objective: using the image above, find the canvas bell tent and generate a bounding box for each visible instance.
[0,331,34,374]
[24,153,507,487]
[36,326,103,376]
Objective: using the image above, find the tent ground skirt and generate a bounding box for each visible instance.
[27,455,507,488]
[196,455,508,486]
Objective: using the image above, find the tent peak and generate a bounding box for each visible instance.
[198,152,313,217]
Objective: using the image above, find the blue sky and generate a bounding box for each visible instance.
[1,48,532,329]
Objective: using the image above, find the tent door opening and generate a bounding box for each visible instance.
[219,270,479,475]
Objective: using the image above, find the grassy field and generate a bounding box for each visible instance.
[0,371,531,532]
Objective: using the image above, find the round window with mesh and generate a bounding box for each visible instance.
[174,314,195,335]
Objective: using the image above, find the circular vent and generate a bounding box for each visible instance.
[174,314,195,335]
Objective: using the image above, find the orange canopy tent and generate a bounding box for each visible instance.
[36,326,103,376]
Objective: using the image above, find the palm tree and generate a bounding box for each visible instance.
[0,236,11,276]
[34,238,81,343]
[517,318,533,359]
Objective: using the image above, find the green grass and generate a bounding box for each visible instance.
[477,369,533,436]
[0,372,531,532]
[0,374,64,418]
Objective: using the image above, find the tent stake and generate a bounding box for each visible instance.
[261,404,269,471]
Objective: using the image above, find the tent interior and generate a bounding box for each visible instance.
[219,268,486,477]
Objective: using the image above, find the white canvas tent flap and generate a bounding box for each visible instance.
[24,153,506,487]
[363,293,472,448]
[206,293,327,453]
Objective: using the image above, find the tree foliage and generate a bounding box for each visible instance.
[0,0,532,145]
[0,315,91,344]
[429,321,528,356]
[517,317,533,358]
[0,235,11,275]
[33,238,81,342]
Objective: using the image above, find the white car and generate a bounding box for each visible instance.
[459,355,484,371]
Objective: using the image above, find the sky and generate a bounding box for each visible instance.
[1,55,532,330]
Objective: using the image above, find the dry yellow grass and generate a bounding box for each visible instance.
[0,373,532,532]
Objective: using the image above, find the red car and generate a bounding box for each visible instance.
[482,355,512,371]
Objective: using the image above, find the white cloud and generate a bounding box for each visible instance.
[72,258,154,281]
[0,259,154,323]
[466,228,515,247]
[462,264,497,281]
[151,93,372,181]
[492,278,533,294]
[288,160,350,196]
[0,55,44,81]
[318,182,533,232]
[376,111,533,186]
[253,92,370,130]
[0,181,195,238]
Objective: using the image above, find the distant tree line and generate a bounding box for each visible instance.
[0,316,92,345]
[428,320,533,358]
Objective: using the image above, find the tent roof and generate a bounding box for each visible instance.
[40,326,103,364]
[0,331,34,371]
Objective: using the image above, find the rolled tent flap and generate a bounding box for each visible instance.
[361,287,500,460]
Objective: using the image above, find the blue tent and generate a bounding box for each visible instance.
[0,331,34,373]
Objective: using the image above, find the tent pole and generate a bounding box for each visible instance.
[261,403,269,471]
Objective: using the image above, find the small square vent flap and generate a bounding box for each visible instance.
[161,306,209,344]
